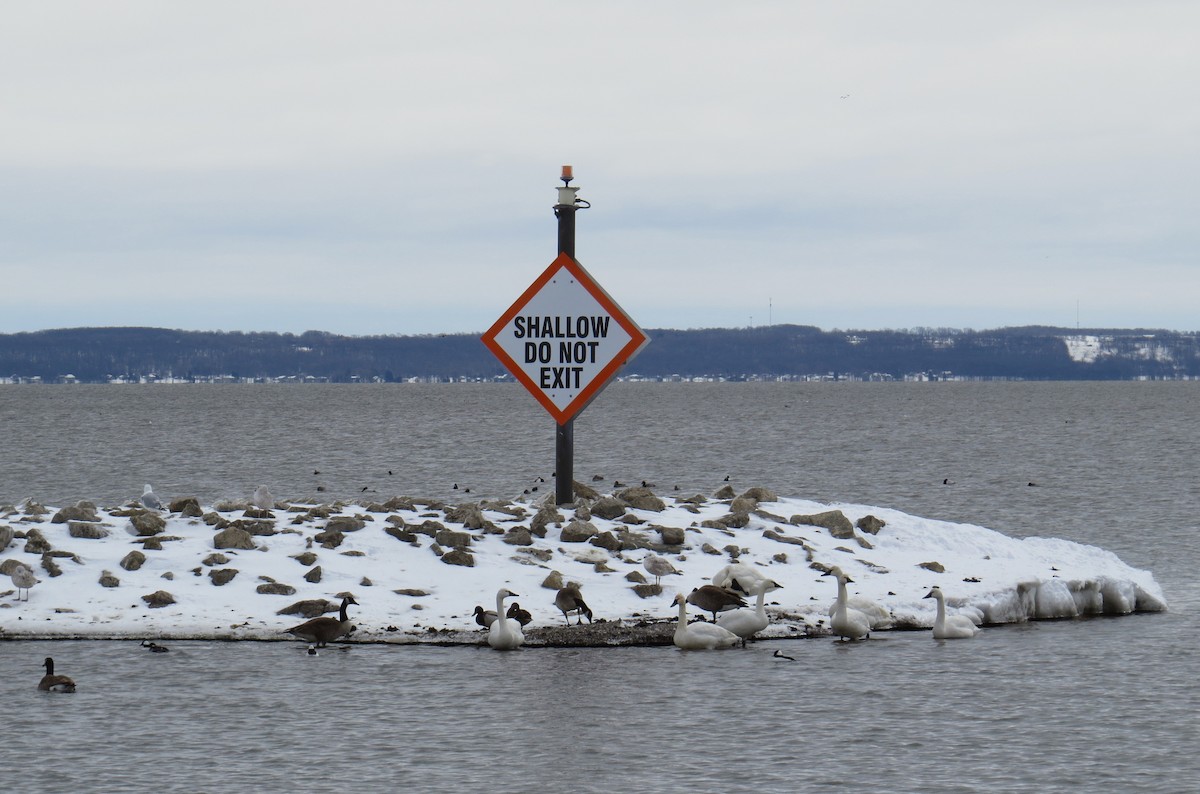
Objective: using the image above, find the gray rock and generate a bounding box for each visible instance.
[130,511,167,536]
[209,568,239,586]
[503,528,533,546]
[230,519,277,536]
[277,599,334,618]
[435,529,472,548]
[560,519,598,543]
[739,486,778,503]
[314,528,343,548]
[0,525,12,550]
[440,549,475,567]
[202,553,230,566]
[919,561,945,573]
[304,565,323,583]
[256,582,297,596]
[291,551,319,566]
[168,497,202,514]
[68,521,110,539]
[590,531,622,552]
[791,509,856,539]
[326,515,367,533]
[617,486,666,512]
[213,527,256,550]
[142,590,176,608]
[51,503,99,523]
[98,570,120,588]
[444,504,486,529]
[659,526,686,546]
[23,528,51,554]
[531,505,564,534]
[590,497,627,521]
[857,515,887,535]
[120,550,147,571]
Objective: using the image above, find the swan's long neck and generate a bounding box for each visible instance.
[754,586,768,617]
[835,577,849,615]
[495,592,510,638]
[676,597,688,626]
[933,592,946,627]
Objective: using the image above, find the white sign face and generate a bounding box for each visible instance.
[483,253,649,424]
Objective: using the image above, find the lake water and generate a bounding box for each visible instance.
[4,382,1198,792]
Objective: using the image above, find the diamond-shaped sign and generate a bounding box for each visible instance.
[483,253,649,425]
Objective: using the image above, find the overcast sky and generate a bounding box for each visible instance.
[2,2,1196,336]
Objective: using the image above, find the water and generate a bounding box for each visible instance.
[3,382,1199,792]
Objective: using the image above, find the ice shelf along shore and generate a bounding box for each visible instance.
[0,483,1167,645]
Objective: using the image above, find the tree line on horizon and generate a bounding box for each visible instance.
[0,325,1197,383]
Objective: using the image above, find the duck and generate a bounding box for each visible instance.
[488,589,524,650]
[717,579,782,644]
[473,605,498,628]
[823,568,871,641]
[924,586,981,639]
[686,585,746,622]
[642,554,681,586]
[10,563,37,601]
[38,657,76,692]
[139,483,163,510]
[554,584,593,626]
[141,640,169,653]
[506,602,533,627]
[673,593,739,650]
[285,595,358,647]
[711,562,771,595]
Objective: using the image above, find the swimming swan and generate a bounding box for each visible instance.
[924,586,981,639]
[824,568,871,641]
[488,588,524,650]
[39,657,76,692]
[673,593,739,650]
[717,579,782,644]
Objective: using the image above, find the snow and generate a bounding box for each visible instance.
[0,486,1167,644]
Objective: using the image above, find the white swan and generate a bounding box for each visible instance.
[488,588,525,650]
[717,579,782,644]
[711,562,770,595]
[673,593,739,650]
[824,568,871,641]
[924,586,981,639]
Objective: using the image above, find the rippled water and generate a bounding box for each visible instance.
[4,382,1199,792]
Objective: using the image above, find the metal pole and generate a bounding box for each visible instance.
[554,166,578,505]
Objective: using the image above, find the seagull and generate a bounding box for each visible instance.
[251,485,274,510]
[140,484,163,510]
[642,554,681,586]
[11,564,37,601]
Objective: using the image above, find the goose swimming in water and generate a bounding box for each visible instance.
[686,585,746,622]
[285,595,358,647]
[554,584,593,625]
[10,563,37,601]
[38,657,76,692]
[673,593,739,650]
[642,554,681,586]
[488,589,524,650]
[823,568,871,641]
[924,586,981,639]
[717,579,782,644]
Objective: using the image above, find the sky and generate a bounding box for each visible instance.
[2,2,1196,336]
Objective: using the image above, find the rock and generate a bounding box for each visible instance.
[0,558,28,575]
[791,510,855,539]
[161,571,175,581]
[857,515,887,535]
[730,496,758,513]
[213,527,256,550]
[202,511,226,527]
[142,536,163,551]
[0,525,12,550]
[590,497,627,521]
[658,526,686,546]
[359,577,372,587]
[517,547,553,562]
[632,583,662,599]
[98,570,120,588]
[393,588,430,597]
[304,565,323,583]
[129,510,167,536]
[256,582,297,596]
[291,551,319,566]
[209,568,238,586]
[168,497,202,514]
[713,485,737,499]
[243,507,274,520]
[326,515,367,533]
[41,555,62,578]
[739,486,778,503]
[444,504,486,529]
[502,528,533,546]
[531,505,564,534]
[541,570,564,590]
[385,526,418,543]
[230,519,277,537]
[561,519,598,543]
[719,511,751,528]
[434,529,472,548]
[120,550,147,571]
[314,528,344,548]
[68,521,109,539]
[51,503,99,523]
[277,599,334,618]
[919,561,946,573]
[202,553,230,567]
[590,531,622,552]
[439,549,475,567]
[142,590,176,608]
[23,528,51,554]
[617,486,666,512]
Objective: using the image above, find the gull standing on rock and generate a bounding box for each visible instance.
[251,485,274,510]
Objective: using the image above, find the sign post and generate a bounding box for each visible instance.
[482,167,649,505]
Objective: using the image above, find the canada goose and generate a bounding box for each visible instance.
[285,595,358,647]
[141,640,169,653]
[673,593,738,650]
[642,554,681,586]
[11,564,37,601]
[506,602,533,626]
[823,568,871,641]
[554,584,593,625]
[488,589,524,650]
[39,657,76,692]
[473,605,498,628]
[686,585,746,622]
[140,484,163,510]
[711,562,770,595]
[924,586,981,639]
[717,579,782,644]
[251,485,274,510]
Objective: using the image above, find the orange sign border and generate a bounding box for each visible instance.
[482,252,649,424]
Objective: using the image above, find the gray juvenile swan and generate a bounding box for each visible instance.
[285,595,358,647]
[488,589,524,650]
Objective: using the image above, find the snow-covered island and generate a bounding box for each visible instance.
[0,482,1167,646]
